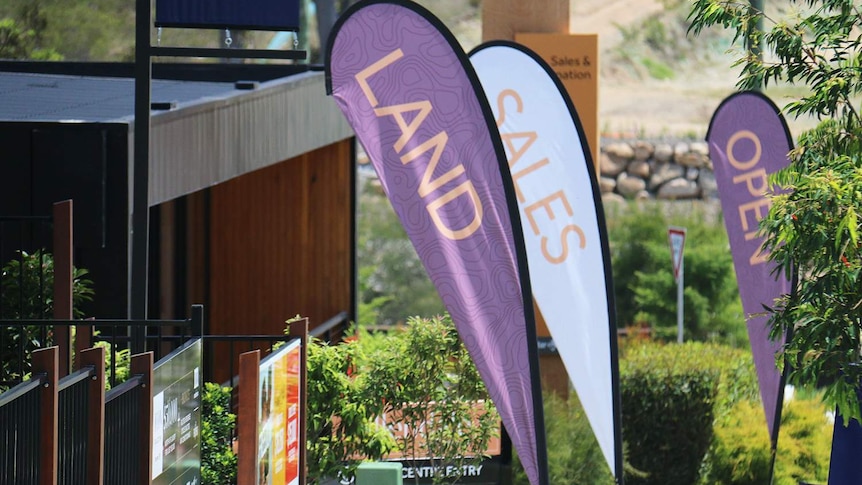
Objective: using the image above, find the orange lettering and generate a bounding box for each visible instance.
[732,168,768,196]
[524,190,574,235]
[511,158,550,203]
[738,198,771,232]
[495,89,522,127]
[375,101,433,153]
[355,49,404,107]
[427,181,483,240]
[726,130,762,171]
[543,224,586,264]
[400,132,465,198]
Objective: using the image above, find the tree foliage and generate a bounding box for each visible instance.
[1,250,95,386]
[361,315,499,485]
[357,179,446,327]
[607,201,745,344]
[304,314,499,485]
[201,382,238,485]
[689,0,862,421]
[306,335,394,484]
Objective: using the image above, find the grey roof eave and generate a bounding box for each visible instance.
[131,71,354,206]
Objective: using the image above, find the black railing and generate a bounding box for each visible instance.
[58,365,95,485]
[0,306,201,389]
[311,311,350,343]
[104,375,144,485]
[0,373,45,485]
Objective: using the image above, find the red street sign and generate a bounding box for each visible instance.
[668,227,686,282]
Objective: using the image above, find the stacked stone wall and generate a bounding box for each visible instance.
[599,139,717,202]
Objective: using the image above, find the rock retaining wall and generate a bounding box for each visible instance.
[599,139,716,203]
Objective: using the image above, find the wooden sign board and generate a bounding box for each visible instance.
[514,33,600,173]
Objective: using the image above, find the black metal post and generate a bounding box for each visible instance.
[131,0,152,353]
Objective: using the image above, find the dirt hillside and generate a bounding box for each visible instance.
[415,0,814,140]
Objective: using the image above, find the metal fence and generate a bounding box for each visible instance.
[0,373,45,485]
[58,365,96,485]
[104,374,146,485]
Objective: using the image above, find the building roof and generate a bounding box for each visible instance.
[0,71,236,122]
[0,62,354,205]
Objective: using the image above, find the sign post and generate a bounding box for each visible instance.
[668,227,686,343]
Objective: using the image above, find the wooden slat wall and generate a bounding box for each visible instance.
[208,139,352,338]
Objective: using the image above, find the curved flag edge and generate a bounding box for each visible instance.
[707,90,793,147]
[706,89,796,456]
[469,40,625,484]
[324,5,550,484]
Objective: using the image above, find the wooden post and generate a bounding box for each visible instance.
[289,319,309,485]
[79,346,106,485]
[52,200,73,376]
[237,350,261,485]
[481,0,571,41]
[130,352,154,485]
[73,322,94,367]
[32,347,59,485]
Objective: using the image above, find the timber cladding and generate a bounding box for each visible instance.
[207,138,353,343]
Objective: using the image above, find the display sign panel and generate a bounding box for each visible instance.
[155,0,300,31]
[257,340,302,485]
[152,338,203,485]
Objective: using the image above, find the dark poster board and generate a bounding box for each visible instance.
[154,0,300,31]
[152,338,203,485]
[396,458,505,485]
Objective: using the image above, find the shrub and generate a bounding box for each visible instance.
[512,392,614,485]
[773,398,832,485]
[201,382,237,485]
[621,342,722,485]
[702,397,832,485]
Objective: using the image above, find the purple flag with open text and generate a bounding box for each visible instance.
[706,91,793,444]
[325,1,548,484]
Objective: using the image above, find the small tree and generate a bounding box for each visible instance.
[362,315,499,485]
[689,0,862,420]
[306,336,394,484]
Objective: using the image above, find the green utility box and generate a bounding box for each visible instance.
[355,461,403,485]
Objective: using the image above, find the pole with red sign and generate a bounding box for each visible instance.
[668,227,686,343]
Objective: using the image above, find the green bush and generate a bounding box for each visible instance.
[621,342,722,485]
[773,398,833,485]
[201,382,237,485]
[701,397,832,485]
[512,392,614,485]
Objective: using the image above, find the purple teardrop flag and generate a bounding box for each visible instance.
[326,2,546,484]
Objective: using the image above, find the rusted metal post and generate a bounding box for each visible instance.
[130,352,154,485]
[237,350,261,485]
[32,346,58,485]
[52,200,73,376]
[79,346,106,485]
[289,318,309,485]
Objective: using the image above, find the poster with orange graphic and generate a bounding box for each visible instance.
[257,339,301,485]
